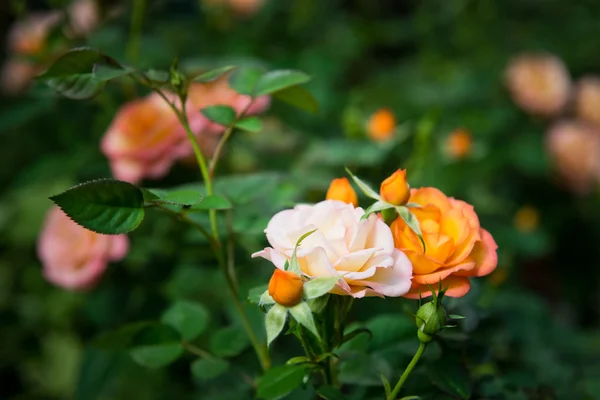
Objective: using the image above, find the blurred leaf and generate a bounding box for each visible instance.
[144,69,170,83]
[317,385,348,400]
[339,352,392,386]
[210,326,250,357]
[193,66,236,82]
[365,314,414,351]
[428,358,471,399]
[190,358,230,381]
[255,70,311,96]
[145,189,204,206]
[229,67,263,95]
[201,105,236,125]
[188,195,232,210]
[93,64,134,81]
[161,300,210,341]
[38,47,122,99]
[90,321,152,350]
[129,325,184,368]
[273,85,319,113]
[0,98,54,134]
[50,179,144,234]
[235,116,263,133]
[249,285,269,304]
[257,364,307,400]
[266,304,288,346]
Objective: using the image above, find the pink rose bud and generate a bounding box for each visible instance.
[38,207,129,290]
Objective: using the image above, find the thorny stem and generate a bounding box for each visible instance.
[387,342,427,400]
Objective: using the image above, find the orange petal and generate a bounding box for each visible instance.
[406,250,442,275]
[449,198,480,231]
[412,259,475,284]
[461,228,498,277]
[440,208,470,244]
[391,218,422,252]
[409,187,450,212]
[423,233,455,264]
[402,276,471,299]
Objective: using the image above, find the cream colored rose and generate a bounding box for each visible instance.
[252,200,413,298]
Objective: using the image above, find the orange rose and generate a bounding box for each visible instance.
[268,269,304,307]
[326,177,358,207]
[367,108,396,141]
[380,169,410,206]
[391,187,498,298]
[575,76,600,128]
[446,128,472,159]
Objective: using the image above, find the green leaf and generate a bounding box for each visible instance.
[288,229,317,274]
[288,302,319,339]
[260,291,276,306]
[255,70,311,96]
[229,67,263,95]
[256,364,307,400]
[235,116,263,133]
[193,66,236,82]
[187,195,232,210]
[190,358,229,381]
[160,300,210,341]
[428,359,472,399]
[248,284,268,304]
[381,373,392,396]
[345,168,381,200]
[50,179,144,234]
[362,200,394,220]
[266,304,288,346]
[128,325,184,368]
[273,85,319,113]
[90,321,152,349]
[448,314,466,320]
[303,276,340,299]
[396,206,425,251]
[317,385,348,400]
[38,47,121,99]
[145,189,204,206]
[210,326,250,357]
[93,64,133,81]
[399,397,421,400]
[144,69,170,83]
[200,105,236,125]
[286,356,313,365]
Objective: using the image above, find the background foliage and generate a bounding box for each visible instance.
[1,0,600,399]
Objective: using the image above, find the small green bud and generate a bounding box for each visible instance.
[415,301,446,343]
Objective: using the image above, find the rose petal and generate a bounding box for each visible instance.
[403,276,471,299]
[412,259,476,284]
[458,228,498,277]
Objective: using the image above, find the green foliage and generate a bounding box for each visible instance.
[50,180,145,234]
[190,358,230,381]
[256,364,307,400]
[273,85,319,113]
[200,105,236,125]
[160,300,210,341]
[192,66,236,83]
[128,325,184,368]
[255,70,311,96]
[209,326,250,357]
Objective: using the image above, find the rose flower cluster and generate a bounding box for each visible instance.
[255,169,498,301]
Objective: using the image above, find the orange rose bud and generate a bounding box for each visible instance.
[446,128,473,159]
[268,269,304,307]
[326,177,358,207]
[367,108,396,141]
[380,169,411,205]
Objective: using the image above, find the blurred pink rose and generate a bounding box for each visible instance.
[202,0,266,16]
[575,76,600,128]
[0,59,39,95]
[8,12,62,56]
[505,53,571,117]
[38,206,129,290]
[546,120,600,193]
[67,0,100,37]
[253,200,413,298]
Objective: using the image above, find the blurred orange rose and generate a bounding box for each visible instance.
[446,128,472,159]
[8,12,62,56]
[575,76,600,128]
[391,187,498,298]
[546,120,600,193]
[505,53,571,116]
[367,108,396,141]
[0,59,39,95]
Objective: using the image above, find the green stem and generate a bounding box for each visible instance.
[127,0,145,64]
[182,341,214,359]
[387,342,427,400]
[208,100,254,179]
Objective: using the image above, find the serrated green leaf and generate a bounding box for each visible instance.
[362,200,394,220]
[229,67,263,95]
[201,105,236,125]
[255,70,311,96]
[50,179,144,234]
[160,300,210,341]
[190,358,229,381]
[235,116,262,133]
[38,47,121,99]
[266,304,287,346]
[303,276,340,299]
[257,364,307,400]
[209,326,250,357]
[273,85,319,113]
[192,66,236,82]
[288,302,319,339]
[345,168,381,200]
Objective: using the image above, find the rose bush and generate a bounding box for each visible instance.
[253,200,413,298]
[391,187,498,298]
[37,206,129,290]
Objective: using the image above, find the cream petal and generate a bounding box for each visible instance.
[251,247,288,270]
[354,250,413,297]
[333,248,377,273]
